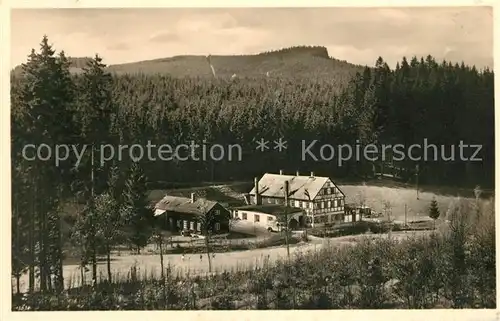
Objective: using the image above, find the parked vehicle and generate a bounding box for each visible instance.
[191,233,206,239]
[180,229,194,237]
[267,222,289,233]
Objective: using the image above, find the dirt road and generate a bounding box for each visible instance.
[13,230,428,293]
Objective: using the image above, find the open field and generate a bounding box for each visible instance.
[13,230,431,293]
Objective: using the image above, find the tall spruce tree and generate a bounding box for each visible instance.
[123,163,153,254]
[15,36,75,292]
[72,54,115,285]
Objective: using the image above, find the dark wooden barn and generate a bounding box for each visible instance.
[154,193,230,235]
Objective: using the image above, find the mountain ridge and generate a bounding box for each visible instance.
[12,45,366,80]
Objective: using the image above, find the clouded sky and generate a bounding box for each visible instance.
[11,7,493,69]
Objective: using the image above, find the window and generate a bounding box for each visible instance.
[215,223,220,231]
[327,188,331,194]
[334,200,338,207]
[299,201,303,208]
[327,200,331,208]
[242,212,247,220]
[321,202,325,209]
[215,209,220,215]
[267,216,274,222]
[255,214,260,222]
[197,222,201,231]
[233,210,238,218]
[317,215,327,223]
[310,202,314,209]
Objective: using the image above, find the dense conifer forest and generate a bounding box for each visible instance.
[11,41,495,188]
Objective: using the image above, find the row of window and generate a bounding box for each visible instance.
[172,218,220,231]
[317,187,338,196]
[312,212,362,224]
[314,213,344,224]
[261,197,344,209]
[234,211,274,223]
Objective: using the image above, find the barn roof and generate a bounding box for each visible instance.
[249,173,343,201]
[154,195,218,216]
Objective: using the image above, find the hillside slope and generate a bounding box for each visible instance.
[12,46,365,81]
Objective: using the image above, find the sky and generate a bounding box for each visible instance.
[10,7,493,69]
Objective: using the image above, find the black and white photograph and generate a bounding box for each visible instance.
[6,4,496,313]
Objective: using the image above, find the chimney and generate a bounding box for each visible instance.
[279,169,283,175]
[310,171,314,177]
[191,193,195,203]
[254,177,261,205]
[296,170,299,176]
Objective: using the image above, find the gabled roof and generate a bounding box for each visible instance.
[154,195,218,216]
[249,173,344,201]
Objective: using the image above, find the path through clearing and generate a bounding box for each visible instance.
[13,231,428,293]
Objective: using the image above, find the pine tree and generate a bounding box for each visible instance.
[94,191,124,283]
[429,198,440,229]
[16,36,75,292]
[75,54,115,196]
[123,163,153,254]
[71,54,116,285]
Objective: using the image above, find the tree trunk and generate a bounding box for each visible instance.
[28,210,35,293]
[16,275,20,294]
[28,176,36,293]
[80,265,85,287]
[56,214,64,292]
[91,243,97,286]
[205,236,212,273]
[47,274,53,292]
[158,236,166,308]
[106,244,112,283]
[159,239,164,280]
[38,181,47,293]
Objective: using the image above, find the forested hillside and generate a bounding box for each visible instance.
[11,39,494,189]
[12,45,364,82]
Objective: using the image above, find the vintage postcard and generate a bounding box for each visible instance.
[2,1,498,320]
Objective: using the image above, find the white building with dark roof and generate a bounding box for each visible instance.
[248,170,346,226]
[232,204,304,232]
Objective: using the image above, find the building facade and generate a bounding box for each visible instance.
[248,171,346,227]
[232,204,304,231]
[154,193,230,234]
